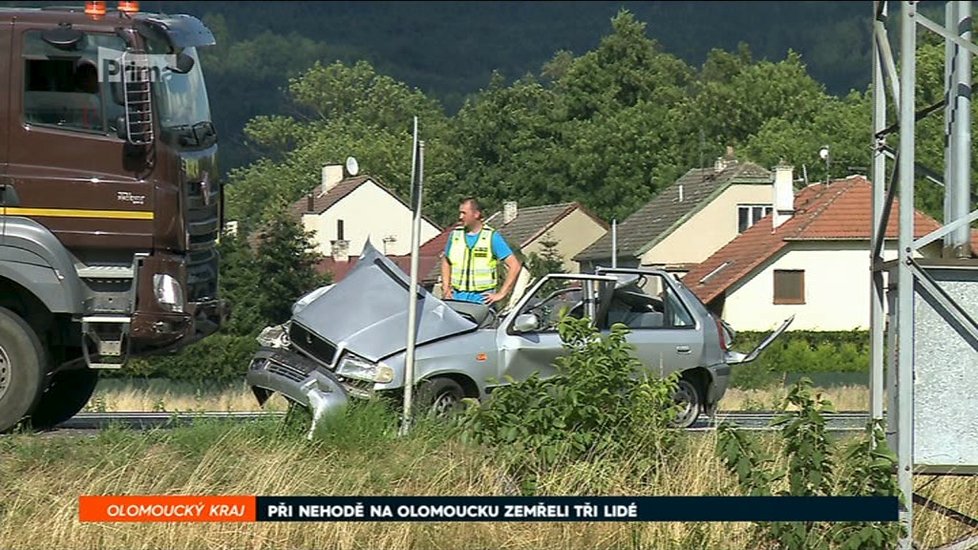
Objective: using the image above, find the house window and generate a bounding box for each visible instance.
[738,204,774,232]
[773,270,805,304]
[337,219,344,240]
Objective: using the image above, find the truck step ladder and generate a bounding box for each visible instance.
[76,265,135,279]
[81,315,131,369]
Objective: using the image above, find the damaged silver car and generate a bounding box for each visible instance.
[247,243,792,428]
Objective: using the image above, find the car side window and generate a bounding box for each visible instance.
[516,280,584,332]
[606,273,694,329]
[22,31,126,134]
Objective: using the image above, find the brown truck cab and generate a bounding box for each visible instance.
[0,2,226,430]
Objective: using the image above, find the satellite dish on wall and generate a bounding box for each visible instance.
[345,156,360,177]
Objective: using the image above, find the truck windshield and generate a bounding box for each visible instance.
[151,47,215,148]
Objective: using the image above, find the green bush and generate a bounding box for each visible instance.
[717,378,904,549]
[730,331,870,389]
[112,334,260,383]
[459,316,682,488]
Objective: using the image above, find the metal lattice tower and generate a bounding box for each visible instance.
[871,2,978,548]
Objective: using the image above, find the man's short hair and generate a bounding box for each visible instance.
[460,197,483,215]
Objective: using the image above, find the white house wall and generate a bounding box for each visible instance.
[521,209,607,273]
[721,240,940,331]
[302,181,440,257]
[641,183,773,266]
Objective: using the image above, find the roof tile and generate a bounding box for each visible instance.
[575,161,772,261]
[684,176,942,304]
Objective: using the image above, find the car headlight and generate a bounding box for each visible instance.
[153,274,184,313]
[336,354,394,383]
[257,323,291,348]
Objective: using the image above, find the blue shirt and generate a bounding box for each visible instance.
[444,229,513,304]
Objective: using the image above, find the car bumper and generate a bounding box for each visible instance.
[246,347,349,414]
[708,365,731,407]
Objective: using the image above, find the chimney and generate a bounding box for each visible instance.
[678,184,684,202]
[773,162,795,229]
[306,193,314,213]
[319,164,344,197]
[331,239,350,262]
[714,156,726,173]
[503,201,518,224]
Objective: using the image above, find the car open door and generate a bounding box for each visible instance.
[495,274,616,386]
[725,315,795,364]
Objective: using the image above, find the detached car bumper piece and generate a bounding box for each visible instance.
[247,347,349,418]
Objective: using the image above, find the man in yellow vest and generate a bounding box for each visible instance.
[441,198,522,306]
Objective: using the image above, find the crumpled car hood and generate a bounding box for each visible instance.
[292,242,477,362]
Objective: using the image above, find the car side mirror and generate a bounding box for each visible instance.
[513,313,539,333]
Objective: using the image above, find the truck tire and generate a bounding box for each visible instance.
[29,368,99,429]
[0,307,46,433]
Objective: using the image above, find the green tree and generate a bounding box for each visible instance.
[251,207,330,326]
[226,60,458,232]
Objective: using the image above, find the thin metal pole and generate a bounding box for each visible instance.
[950,1,973,257]
[943,1,957,253]
[611,219,617,268]
[400,119,422,436]
[897,3,917,546]
[870,0,887,421]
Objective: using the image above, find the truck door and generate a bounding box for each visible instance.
[6,23,154,254]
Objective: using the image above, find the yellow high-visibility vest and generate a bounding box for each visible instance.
[448,226,498,292]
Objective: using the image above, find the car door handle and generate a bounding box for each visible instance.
[676,346,691,354]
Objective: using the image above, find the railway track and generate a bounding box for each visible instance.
[48,410,871,432]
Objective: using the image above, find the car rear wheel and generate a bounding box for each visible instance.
[671,378,702,429]
[415,378,465,418]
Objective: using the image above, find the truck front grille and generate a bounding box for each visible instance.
[186,247,218,302]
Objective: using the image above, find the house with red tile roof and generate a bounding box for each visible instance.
[575,153,774,274]
[683,171,944,331]
[290,163,441,263]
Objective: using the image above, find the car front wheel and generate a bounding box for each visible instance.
[415,377,465,418]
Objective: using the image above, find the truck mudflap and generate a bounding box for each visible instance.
[724,315,795,365]
[247,347,349,425]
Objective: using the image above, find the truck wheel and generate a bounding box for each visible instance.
[415,378,465,418]
[29,368,99,429]
[671,378,702,429]
[0,307,46,433]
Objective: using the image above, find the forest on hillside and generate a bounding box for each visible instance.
[151,1,877,173]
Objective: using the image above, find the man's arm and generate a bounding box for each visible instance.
[484,254,522,305]
[440,256,453,300]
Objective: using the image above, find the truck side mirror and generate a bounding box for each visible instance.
[168,52,195,74]
[513,313,539,333]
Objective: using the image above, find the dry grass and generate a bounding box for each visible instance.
[721,385,869,412]
[91,379,871,413]
[2,405,975,549]
[86,380,289,413]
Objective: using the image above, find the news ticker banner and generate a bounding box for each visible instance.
[78,496,898,523]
